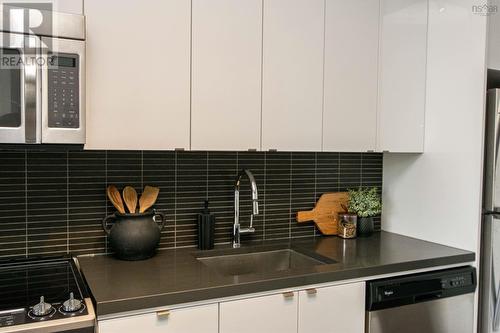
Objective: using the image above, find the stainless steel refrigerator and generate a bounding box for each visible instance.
[481,89,500,333]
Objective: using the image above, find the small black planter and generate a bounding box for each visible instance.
[357,216,374,237]
[102,210,165,260]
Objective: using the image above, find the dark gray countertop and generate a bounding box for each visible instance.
[78,231,474,317]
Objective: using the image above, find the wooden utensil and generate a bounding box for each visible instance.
[123,186,138,213]
[107,185,126,214]
[139,186,160,213]
[296,192,349,235]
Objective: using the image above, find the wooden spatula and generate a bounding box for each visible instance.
[296,192,349,235]
[107,185,126,214]
[139,186,160,213]
[123,186,138,213]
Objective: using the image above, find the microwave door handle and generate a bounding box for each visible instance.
[23,55,37,143]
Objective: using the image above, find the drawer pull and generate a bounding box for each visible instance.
[156,310,170,319]
[282,291,294,299]
[306,288,317,295]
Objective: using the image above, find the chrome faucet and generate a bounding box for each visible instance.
[233,169,259,248]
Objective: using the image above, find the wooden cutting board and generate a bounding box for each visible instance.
[296,192,349,235]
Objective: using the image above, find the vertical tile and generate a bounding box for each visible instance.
[0,146,384,259]
[339,153,362,191]
[0,150,26,258]
[290,152,316,238]
[264,152,291,240]
[68,150,107,256]
[316,152,339,196]
[176,151,207,247]
[143,151,175,249]
[26,150,68,256]
[207,152,237,245]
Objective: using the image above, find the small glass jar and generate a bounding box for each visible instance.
[337,213,357,239]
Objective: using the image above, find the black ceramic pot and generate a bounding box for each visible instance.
[102,210,165,260]
[357,216,374,237]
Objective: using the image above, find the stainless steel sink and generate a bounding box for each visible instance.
[197,249,328,276]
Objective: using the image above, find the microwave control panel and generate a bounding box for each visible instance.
[47,53,80,129]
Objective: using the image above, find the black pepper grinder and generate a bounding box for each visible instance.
[197,200,215,250]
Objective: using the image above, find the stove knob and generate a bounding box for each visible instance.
[32,296,53,316]
[62,292,82,312]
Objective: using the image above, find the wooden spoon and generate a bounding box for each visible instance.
[107,185,126,214]
[123,186,138,213]
[139,186,160,213]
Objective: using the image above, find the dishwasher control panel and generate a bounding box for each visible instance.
[366,266,476,311]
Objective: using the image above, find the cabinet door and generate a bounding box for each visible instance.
[191,0,262,151]
[220,292,298,333]
[322,0,379,152]
[261,0,325,152]
[98,303,218,333]
[377,0,427,152]
[298,282,365,333]
[84,0,191,150]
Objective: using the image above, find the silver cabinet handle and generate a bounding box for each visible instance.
[282,291,294,299]
[156,309,170,319]
[306,288,317,295]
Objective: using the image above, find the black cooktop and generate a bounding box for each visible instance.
[0,256,89,327]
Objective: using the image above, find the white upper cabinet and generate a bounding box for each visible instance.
[191,0,262,151]
[322,0,379,152]
[377,0,427,152]
[261,0,325,152]
[84,0,191,150]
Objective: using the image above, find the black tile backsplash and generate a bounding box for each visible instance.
[0,148,383,258]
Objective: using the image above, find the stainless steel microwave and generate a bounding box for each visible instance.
[0,6,85,144]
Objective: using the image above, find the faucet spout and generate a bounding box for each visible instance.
[233,169,259,248]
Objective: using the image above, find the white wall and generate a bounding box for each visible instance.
[382,0,487,253]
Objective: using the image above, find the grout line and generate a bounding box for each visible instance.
[104,150,108,254]
[206,151,209,200]
[174,151,178,248]
[361,154,364,186]
[289,153,292,239]
[337,152,340,192]
[66,150,69,254]
[314,152,317,237]
[141,151,144,189]
[263,152,267,240]
[24,149,27,258]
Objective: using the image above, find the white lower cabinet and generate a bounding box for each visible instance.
[220,292,298,333]
[98,303,218,333]
[97,282,365,333]
[298,282,365,333]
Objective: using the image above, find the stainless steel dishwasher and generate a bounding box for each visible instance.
[366,266,476,333]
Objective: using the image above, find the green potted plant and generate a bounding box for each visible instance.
[348,187,382,236]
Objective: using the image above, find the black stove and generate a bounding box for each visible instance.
[0,256,93,330]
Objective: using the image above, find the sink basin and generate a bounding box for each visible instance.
[197,249,328,276]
